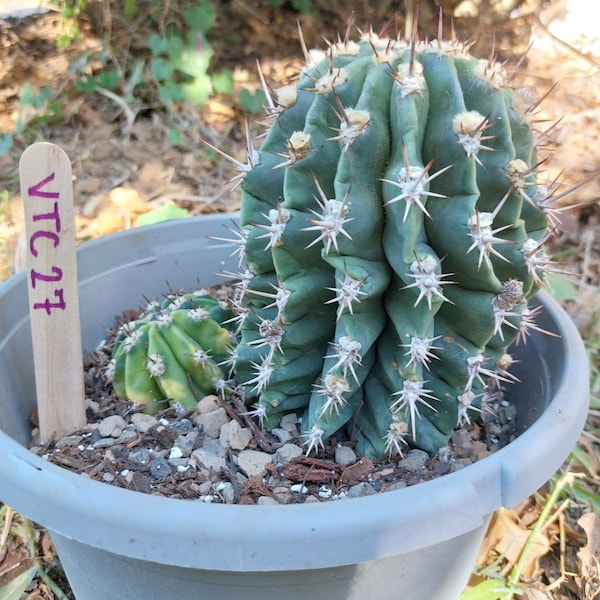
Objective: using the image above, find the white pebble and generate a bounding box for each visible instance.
[290,484,308,494]
[120,469,130,476]
[169,447,184,459]
[318,486,332,499]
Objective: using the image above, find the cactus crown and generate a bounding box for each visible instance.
[224,23,562,460]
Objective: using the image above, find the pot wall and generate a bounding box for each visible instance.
[0,215,590,600]
[52,527,489,600]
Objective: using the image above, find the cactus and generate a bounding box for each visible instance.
[109,292,235,413]
[210,23,569,462]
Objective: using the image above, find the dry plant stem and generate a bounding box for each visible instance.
[95,86,138,137]
[21,516,71,600]
[502,472,577,598]
[544,511,567,593]
[0,504,14,561]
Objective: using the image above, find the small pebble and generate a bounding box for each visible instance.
[55,435,83,449]
[237,450,272,478]
[185,429,201,449]
[318,485,333,499]
[169,418,193,434]
[303,496,320,504]
[191,445,227,472]
[151,425,179,448]
[335,445,357,467]
[98,415,127,437]
[472,441,491,461]
[129,448,153,466]
[102,472,115,483]
[85,398,100,414]
[197,395,220,414]
[290,484,308,494]
[271,427,292,444]
[279,413,299,434]
[257,496,278,506]
[271,486,292,504]
[110,427,123,438]
[92,437,117,449]
[273,443,303,466]
[167,457,189,470]
[217,482,235,504]
[150,457,172,480]
[169,447,184,460]
[451,458,473,472]
[114,429,137,445]
[219,420,252,450]
[384,480,408,493]
[131,413,158,433]
[451,429,474,459]
[194,407,228,439]
[397,449,429,473]
[173,435,195,457]
[198,481,213,495]
[346,482,376,498]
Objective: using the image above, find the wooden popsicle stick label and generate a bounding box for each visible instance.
[20,142,86,442]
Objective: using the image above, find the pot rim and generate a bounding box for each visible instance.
[0,215,589,571]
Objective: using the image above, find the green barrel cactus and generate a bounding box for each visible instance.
[218,26,562,461]
[109,292,235,413]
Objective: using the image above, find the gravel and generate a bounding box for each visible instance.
[29,334,518,505]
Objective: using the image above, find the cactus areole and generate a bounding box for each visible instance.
[229,28,563,461]
[114,29,564,461]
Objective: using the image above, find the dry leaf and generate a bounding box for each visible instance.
[24,580,54,599]
[340,458,374,483]
[88,210,126,236]
[109,187,147,213]
[576,512,600,599]
[477,507,551,580]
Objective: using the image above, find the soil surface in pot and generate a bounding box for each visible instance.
[28,287,518,505]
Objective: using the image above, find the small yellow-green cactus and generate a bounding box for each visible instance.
[109,292,235,413]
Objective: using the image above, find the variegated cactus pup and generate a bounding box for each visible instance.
[109,292,235,413]
[213,24,571,460]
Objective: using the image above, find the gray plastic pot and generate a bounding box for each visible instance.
[0,214,589,600]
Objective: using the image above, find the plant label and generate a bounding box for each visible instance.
[19,142,86,442]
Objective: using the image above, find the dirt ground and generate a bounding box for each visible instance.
[1,1,597,281]
[0,1,599,598]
